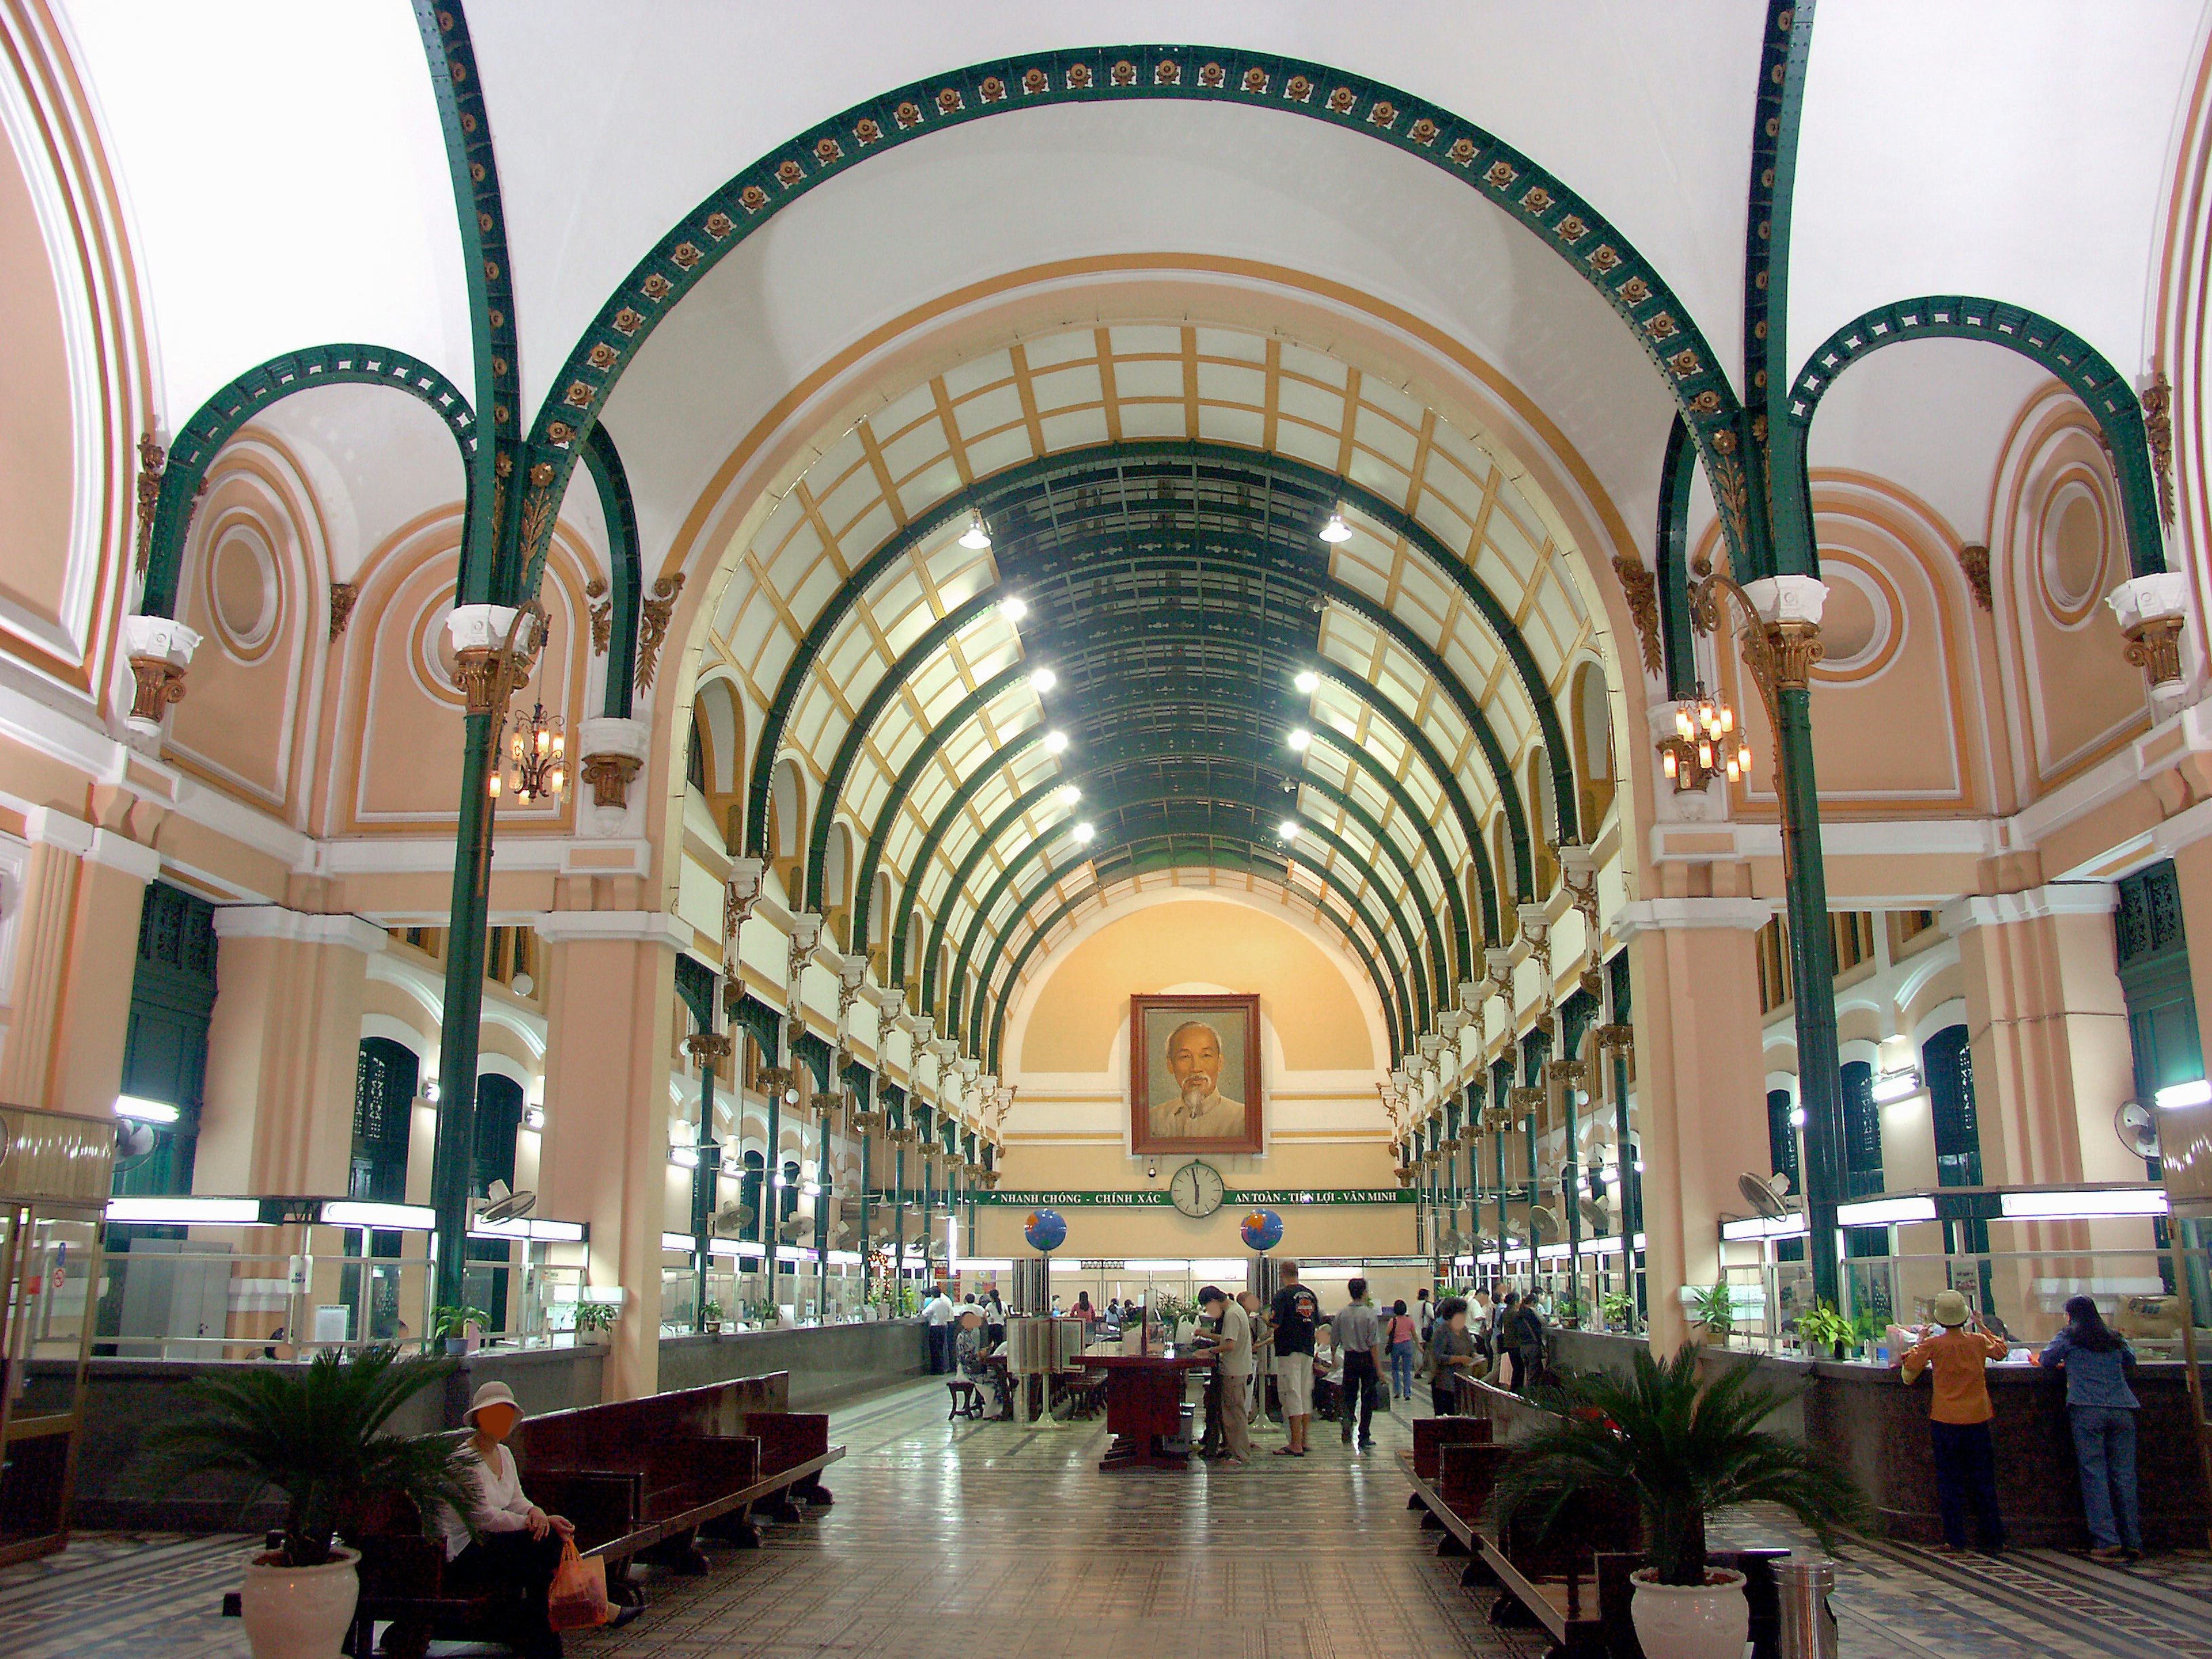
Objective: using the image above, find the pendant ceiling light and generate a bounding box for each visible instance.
[960,512,993,550]
[1319,506,1353,544]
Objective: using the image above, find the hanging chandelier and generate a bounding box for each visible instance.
[490,701,567,803]
[1656,683,1750,792]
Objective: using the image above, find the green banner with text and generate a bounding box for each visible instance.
[872,1188,1415,1207]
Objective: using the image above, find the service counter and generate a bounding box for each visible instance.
[52,1317,929,1532]
[1547,1327,2211,1548]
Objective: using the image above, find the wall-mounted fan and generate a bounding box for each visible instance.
[1578,1196,1613,1234]
[1736,1170,1798,1221]
[712,1199,753,1236]
[1528,1205,1561,1244]
[113,1119,159,1163]
[477,1180,536,1224]
[2115,1100,2160,1161]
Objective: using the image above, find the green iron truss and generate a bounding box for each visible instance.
[578,421,645,718]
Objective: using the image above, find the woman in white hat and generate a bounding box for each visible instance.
[440,1380,574,1658]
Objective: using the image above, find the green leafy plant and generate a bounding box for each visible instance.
[1601,1290,1639,1331]
[1152,1292,1200,1330]
[1553,1294,1584,1327]
[1851,1304,1887,1350]
[745,1297,783,1327]
[698,1298,724,1325]
[1494,1343,1866,1587]
[571,1301,616,1334]
[150,1346,476,1569]
[429,1304,490,1342]
[1690,1282,1735,1339]
[1796,1301,1854,1353]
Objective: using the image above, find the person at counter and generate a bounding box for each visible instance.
[923,1286,957,1374]
[2040,1296,2143,1561]
[1900,1289,2009,1554]
[1193,1286,1252,1464]
[1425,1296,1482,1415]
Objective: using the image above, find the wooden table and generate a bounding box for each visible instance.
[1084,1352,1215,1470]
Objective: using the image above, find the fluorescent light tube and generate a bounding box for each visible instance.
[1835,1196,1936,1226]
[105,1196,262,1225]
[2000,1188,2167,1220]
[323,1201,435,1230]
[113,1096,180,1124]
[2157,1078,2212,1110]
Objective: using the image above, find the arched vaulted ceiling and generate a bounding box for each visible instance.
[692,321,1612,1065]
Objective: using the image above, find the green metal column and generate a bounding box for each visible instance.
[764,1028,783,1306]
[1560,1069,1582,1313]
[429,719,495,1313]
[692,1041,721,1326]
[858,1122,872,1302]
[1777,695,1848,1310]
[892,1142,906,1297]
[1493,1127,1508,1290]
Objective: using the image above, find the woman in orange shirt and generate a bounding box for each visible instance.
[1899,1289,2010,1552]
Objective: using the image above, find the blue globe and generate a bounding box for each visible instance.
[1023,1208,1067,1253]
[1240,1209,1285,1252]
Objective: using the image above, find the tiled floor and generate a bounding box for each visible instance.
[4,1377,2208,1658]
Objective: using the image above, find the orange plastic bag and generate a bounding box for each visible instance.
[547,1536,611,1631]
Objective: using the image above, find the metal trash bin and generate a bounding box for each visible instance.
[1777,1558,1838,1659]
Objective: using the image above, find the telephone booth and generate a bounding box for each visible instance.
[0,1104,115,1563]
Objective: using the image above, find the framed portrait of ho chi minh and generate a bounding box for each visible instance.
[1129,993,1262,1156]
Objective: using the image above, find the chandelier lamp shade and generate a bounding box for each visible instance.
[1656,684,1749,791]
[490,701,567,803]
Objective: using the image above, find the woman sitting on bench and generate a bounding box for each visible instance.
[956,1307,1005,1415]
[439,1381,577,1659]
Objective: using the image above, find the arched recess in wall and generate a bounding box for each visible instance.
[1570,662,1615,834]
[823,821,855,952]
[1987,384,2151,797]
[766,757,805,901]
[1524,748,1557,899]
[867,871,894,980]
[165,430,331,822]
[1491,816,1517,941]
[691,672,745,851]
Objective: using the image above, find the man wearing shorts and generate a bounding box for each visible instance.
[1268,1261,1323,1457]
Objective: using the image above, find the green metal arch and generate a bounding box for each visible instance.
[918,755,1442,1034]
[978,836,1410,1070]
[1652,414,1702,701]
[578,421,643,718]
[955,827,1414,1064]
[747,439,1573,863]
[900,643,1495,1007]
[1781,296,2164,580]
[140,346,477,617]
[413,2,524,599]
[855,672,1032,963]
[802,588,1001,911]
[520,43,1744,584]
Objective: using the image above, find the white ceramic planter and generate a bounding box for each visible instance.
[240,1546,359,1659]
[1628,1567,1747,1659]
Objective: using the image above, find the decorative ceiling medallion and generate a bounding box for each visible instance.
[1588,245,1622,273]
[1022,69,1049,95]
[564,382,592,408]
[1618,276,1651,306]
[1520,185,1553,214]
[776,160,804,188]
[1554,215,1588,243]
[612,308,643,336]
[1484,160,1517,190]
[1446,138,1476,166]
[740,185,768,213]
[1646,314,1679,341]
[641,273,671,300]
[1411,118,1439,146]
[1241,66,1268,94]
[1283,74,1313,102]
[1066,64,1092,90]
[937,87,964,114]
[855,117,882,145]
[1154,60,1179,85]
[587,344,616,370]
[1111,60,1137,86]
[813,138,843,165]
[1326,87,1355,114]
[895,99,925,127]
[704,211,734,240]
[980,77,1006,103]
[1198,63,1224,88]
[1368,100,1397,128]
[671,242,702,270]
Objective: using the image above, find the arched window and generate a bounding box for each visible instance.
[1491,816,1517,941]
[869,872,894,979]
[1571,662,1615,830]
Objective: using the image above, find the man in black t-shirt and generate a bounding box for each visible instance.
[1268,1261,1323,1456]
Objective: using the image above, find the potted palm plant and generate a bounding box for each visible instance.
[1690,1282,1735,1345]
[153,1346,476,1659]
[572,1300,616,1344]
[1494,1343,1864,1659]
[699,1297,725,1335]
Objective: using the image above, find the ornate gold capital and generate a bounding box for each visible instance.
[127,656,186,722]
[2123,615,2186,688]
[684,1029,734,1067]
[581,751,642,808]
[1761,618,1825,692]
[453,645,503,715]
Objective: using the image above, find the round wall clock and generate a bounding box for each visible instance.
[1168,1159,1226,1218]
